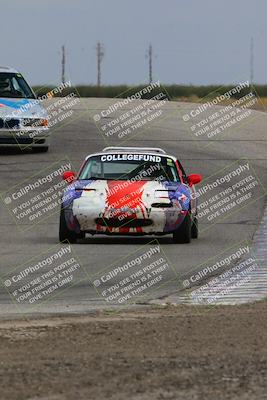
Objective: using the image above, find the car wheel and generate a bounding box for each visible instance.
[32,146,49,153]
[173,213,191,244]
[191,216,198,239]
[59,207,78,244]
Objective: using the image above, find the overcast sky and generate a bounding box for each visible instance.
[1,0,266,86]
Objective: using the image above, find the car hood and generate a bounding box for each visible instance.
[63,179,191,210]
[0,97,47,119]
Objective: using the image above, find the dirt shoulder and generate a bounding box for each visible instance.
[1,302,267,400]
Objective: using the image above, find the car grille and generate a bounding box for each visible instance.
[0,118,20,129]
[95,218,153,228]
[151,202,173,208]
[0,138,46,145]
[21,118,46,128]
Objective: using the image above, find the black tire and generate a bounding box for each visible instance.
[173,213,191,244]
[59,207,78,243]
[32,146,49,153]
[191,216,198,239]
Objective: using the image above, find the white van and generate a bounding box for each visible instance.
[0,66,50,152]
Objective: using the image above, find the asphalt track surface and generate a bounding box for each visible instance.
[0,98,266,318]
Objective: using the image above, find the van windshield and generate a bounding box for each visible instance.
[0,73,35,99]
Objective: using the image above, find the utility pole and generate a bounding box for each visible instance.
[147,44,153,84]
[61,45,66,84]
[96,42,104,87]
[250,37,254,90]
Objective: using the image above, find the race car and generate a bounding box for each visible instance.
[59,147,202,243]
[0,66,50,152]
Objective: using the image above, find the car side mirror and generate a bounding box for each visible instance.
[62,171,76,184]
[187,174,202,186]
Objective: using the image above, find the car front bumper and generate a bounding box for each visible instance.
[0,128,50,147]
[66,201,187,235]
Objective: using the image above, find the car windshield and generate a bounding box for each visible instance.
[79,154,180,182]
[0,72,35,99]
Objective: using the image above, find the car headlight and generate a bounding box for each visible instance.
[40,118,49,127]
[21,118,49,128]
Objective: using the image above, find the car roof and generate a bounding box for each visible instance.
[102,146,166,154]
[85,147,177,161]
[0,66,19,74]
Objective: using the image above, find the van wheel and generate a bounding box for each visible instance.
[59,207,78,244]
[33,146,49,153]
[191,216,198,239]
[173,213,191,244]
